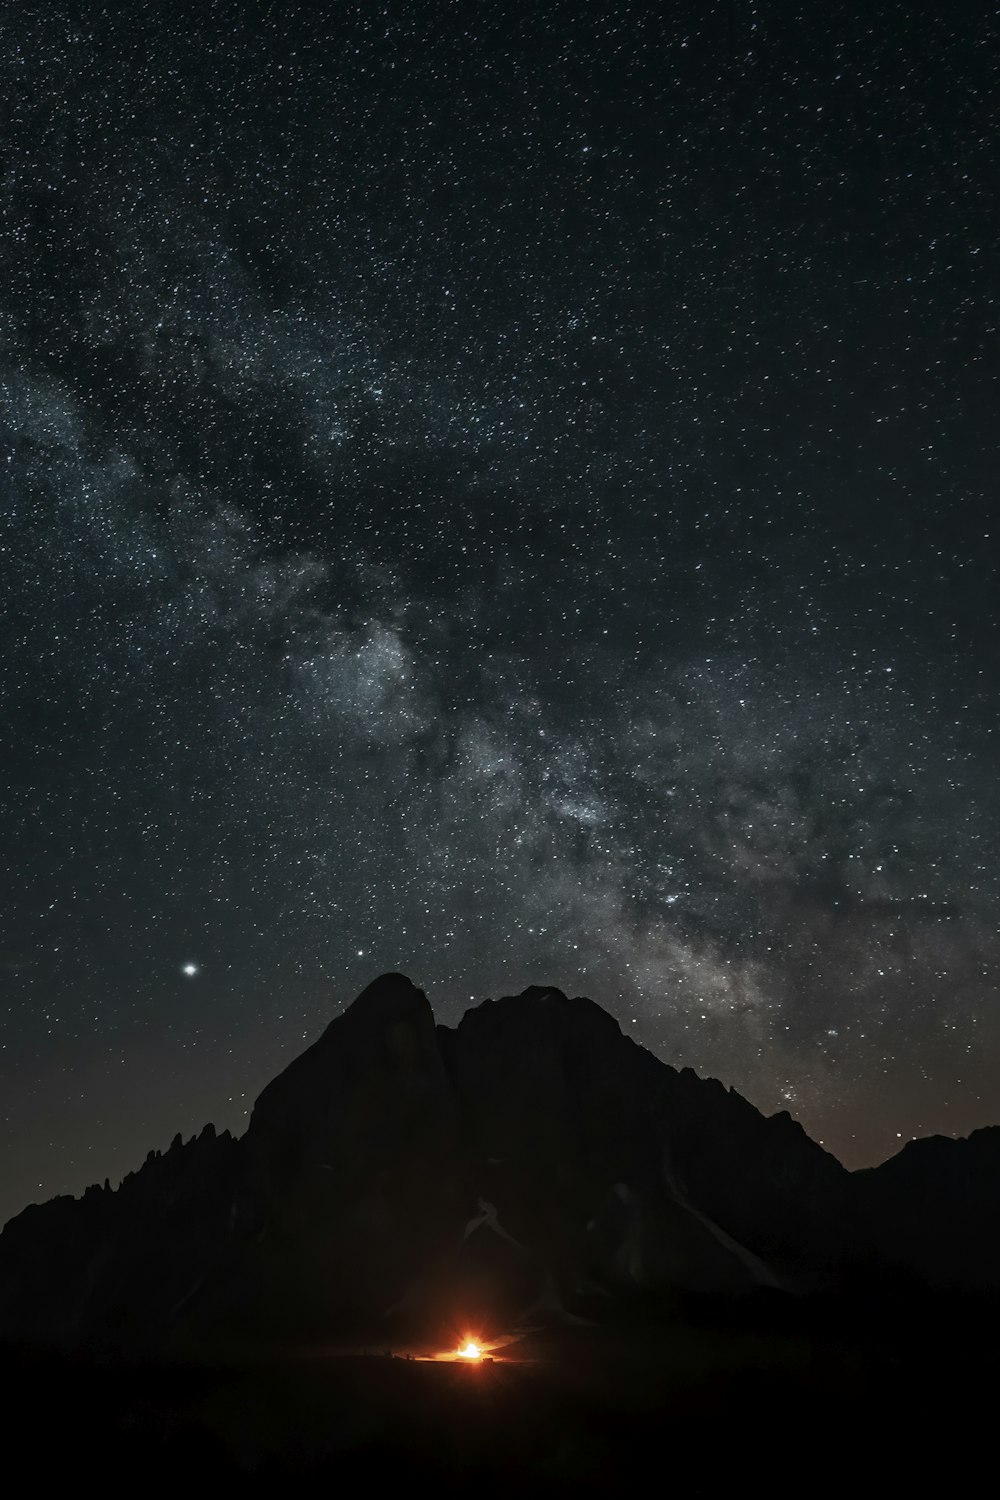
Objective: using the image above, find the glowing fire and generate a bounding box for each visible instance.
[457,1341,482,1360]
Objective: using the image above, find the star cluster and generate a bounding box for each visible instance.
[1,1,998,1224]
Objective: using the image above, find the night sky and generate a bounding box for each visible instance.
[2,1,998,1227]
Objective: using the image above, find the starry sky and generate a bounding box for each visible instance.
[2,1,998,1226]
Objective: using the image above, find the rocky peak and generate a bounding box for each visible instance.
[2,974,998,1353]
[245,971,449,1180]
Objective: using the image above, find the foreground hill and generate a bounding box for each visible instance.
[1,973,996,1352]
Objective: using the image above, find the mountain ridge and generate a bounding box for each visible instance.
[1,973,997,1352]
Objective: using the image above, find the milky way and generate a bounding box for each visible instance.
[2,2,998,1224]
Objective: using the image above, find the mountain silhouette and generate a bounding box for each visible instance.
[1,973,997,1352]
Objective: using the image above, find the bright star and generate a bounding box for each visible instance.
[182,963,199,977]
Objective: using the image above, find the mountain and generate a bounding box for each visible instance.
[853,1126,1000,1289]
[0,974,995,1352]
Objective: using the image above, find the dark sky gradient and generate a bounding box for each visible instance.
[2,1,998,1226]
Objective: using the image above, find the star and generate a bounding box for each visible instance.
[181,963,199,978]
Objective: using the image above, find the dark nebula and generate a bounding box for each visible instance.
[1,1,997,1226]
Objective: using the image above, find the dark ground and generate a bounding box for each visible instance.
[3,1295,997,1494]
